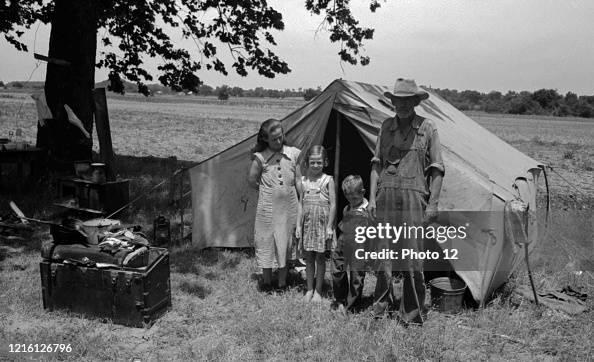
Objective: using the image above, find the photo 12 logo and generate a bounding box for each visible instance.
[354,222,468,244]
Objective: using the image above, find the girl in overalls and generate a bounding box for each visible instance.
[248,119,302,293]
[295,145,336,302]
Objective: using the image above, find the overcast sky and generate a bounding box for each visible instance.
[1,0,593,95]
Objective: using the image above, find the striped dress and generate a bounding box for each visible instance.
[253,146,301,268]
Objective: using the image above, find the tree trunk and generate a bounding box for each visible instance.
[40,0,97,170]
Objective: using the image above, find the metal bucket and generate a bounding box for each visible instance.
[429,277,466,313]
[82,218,120,244]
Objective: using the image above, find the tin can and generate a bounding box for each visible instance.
[74,160,91,179]
[91,163,106,183]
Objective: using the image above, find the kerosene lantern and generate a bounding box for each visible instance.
[153,215,171,246]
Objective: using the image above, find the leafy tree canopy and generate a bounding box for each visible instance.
[2,0,384,95]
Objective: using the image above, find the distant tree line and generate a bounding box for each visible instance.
[3,81,44,89]
[3,80,592,117]
[106,79,324,100]
[432,88,594,118]
[197,84,323,101]
[3,79,325,101]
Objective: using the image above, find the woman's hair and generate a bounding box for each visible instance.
[252,118,287,153]
[304,145,328,168]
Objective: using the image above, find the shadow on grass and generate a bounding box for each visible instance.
[220,254,242,270]
[178,280,211,299]
[249,266,308,291]
[170,245,255,275]
[170,248,219,273]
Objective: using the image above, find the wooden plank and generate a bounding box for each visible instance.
[180,170,184,241]
[33,53,71,66]
[53,202,104,216]
[93,88,115,181]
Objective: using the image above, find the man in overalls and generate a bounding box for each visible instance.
[368,78,444,324]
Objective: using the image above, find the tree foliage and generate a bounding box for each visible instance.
[230,86,244,97]
[2,0,384,95]
[305,0,380,65]
[531,88,561,110]
[216,84,230,100]
[303,87,322,101]
[199,84,213,96]
[433,87,594,118]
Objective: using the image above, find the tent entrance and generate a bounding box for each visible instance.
[321,109,373,221]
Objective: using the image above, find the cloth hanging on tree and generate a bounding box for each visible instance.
[31,91,53,126]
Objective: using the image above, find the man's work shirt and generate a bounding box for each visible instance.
[371,114,445,194]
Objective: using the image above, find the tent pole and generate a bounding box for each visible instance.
[333,112,341,208]
[180,169,184,242]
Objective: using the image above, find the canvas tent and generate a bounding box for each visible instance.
[189,79,544,303]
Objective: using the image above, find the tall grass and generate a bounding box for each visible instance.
[1,240,592,360]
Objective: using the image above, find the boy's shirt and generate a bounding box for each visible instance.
[346,198,369,214]
[337,198,372,269]
[338,198,371,248]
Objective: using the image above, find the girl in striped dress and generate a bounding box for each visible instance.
[295,145,336,302]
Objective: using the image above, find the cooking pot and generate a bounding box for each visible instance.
[82,218,121,244]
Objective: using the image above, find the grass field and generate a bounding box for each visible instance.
[0,92,593,361]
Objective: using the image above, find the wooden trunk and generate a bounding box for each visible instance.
[40,247,171,328]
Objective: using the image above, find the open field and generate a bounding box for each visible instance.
[466,111,594,208]
[0,92,303,162]
[1,92,593,360]
[2,92,592,207]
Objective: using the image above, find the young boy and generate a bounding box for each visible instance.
[331,175,373,314]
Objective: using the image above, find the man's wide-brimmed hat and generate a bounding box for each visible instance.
[384,78,429,100]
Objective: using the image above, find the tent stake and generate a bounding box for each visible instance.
[522,205,539,306]
[525,246,539,305]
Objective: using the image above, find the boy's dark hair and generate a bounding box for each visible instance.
[342,175,365,194]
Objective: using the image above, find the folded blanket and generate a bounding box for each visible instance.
[515,284,588,315]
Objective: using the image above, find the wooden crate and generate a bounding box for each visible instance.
[56,177,130,214]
